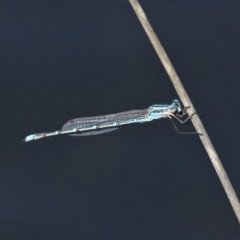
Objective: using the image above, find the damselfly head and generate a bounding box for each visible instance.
[171,99,183,114]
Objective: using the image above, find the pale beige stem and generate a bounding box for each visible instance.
[129,0,240,224]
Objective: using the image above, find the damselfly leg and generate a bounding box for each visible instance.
[170,111,203,135]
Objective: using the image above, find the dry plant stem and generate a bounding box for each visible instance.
[129,0,240,224]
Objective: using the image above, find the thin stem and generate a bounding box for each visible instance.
[129,0,240,224]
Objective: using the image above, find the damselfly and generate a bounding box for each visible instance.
[24,99,196,142]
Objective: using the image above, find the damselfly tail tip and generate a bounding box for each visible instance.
[23,134,36,142]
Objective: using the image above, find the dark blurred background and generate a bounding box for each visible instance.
[1,0,240,239]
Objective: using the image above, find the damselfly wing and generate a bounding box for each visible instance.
[61,109,149,136]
